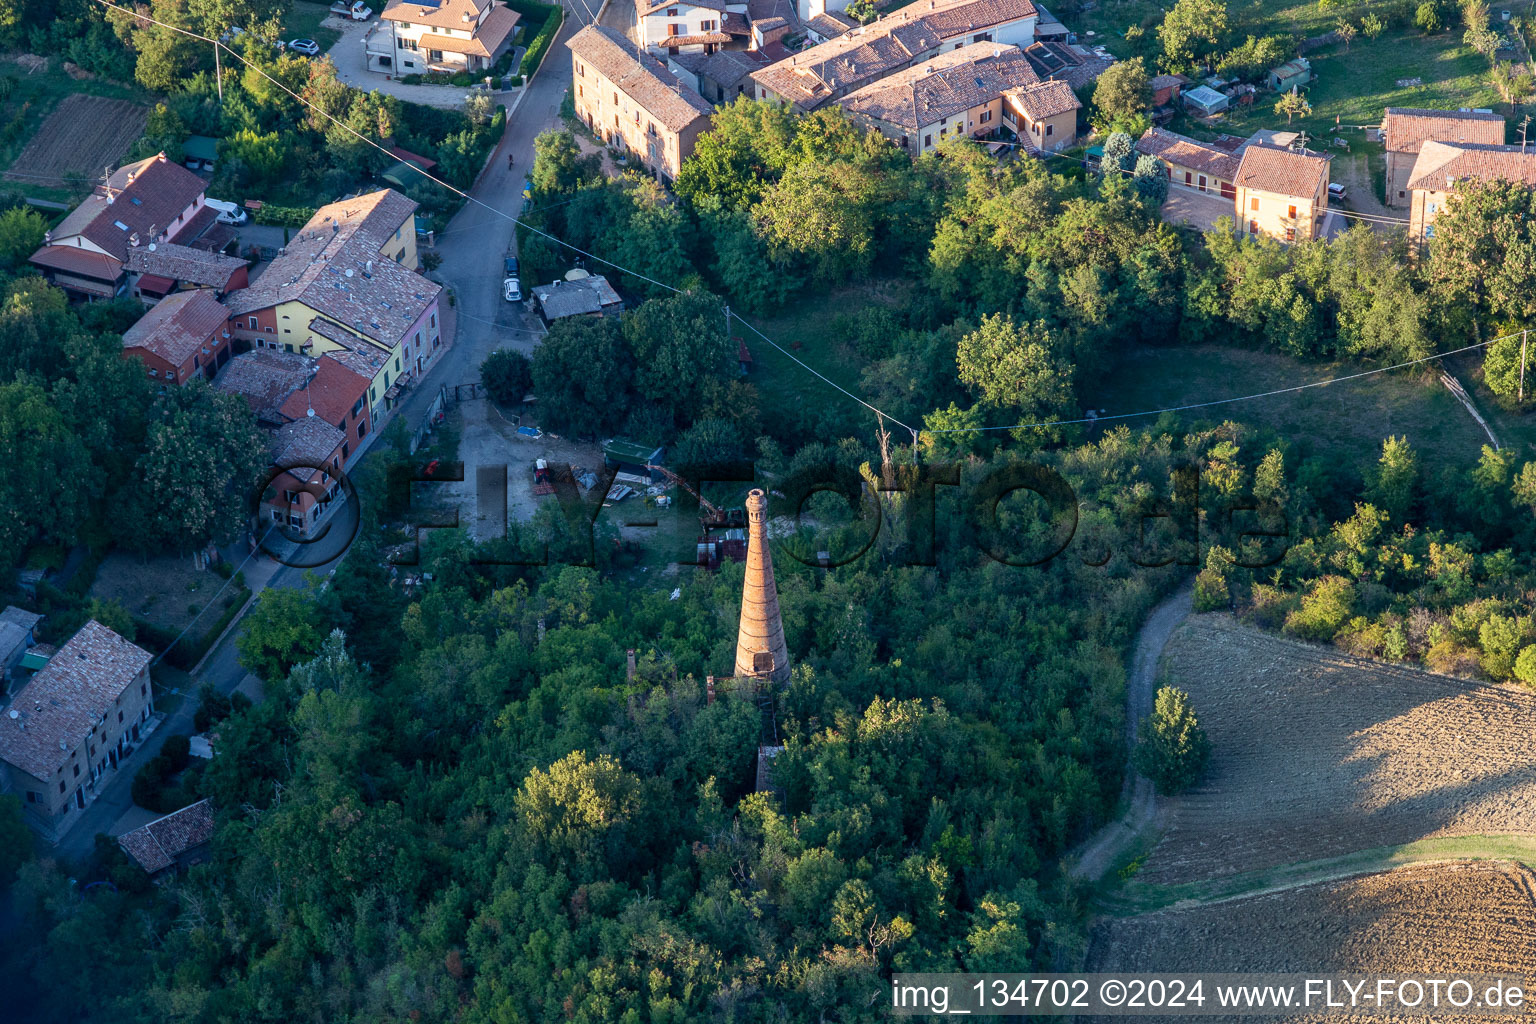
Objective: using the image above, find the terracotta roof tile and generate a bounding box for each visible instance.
[751,0,1038,110]
[1406,139,1536,191]
[1383,107,1505,156]
[1136,126,1241,181]
[121,289,230,368]
[1234,142,1330,198]
[418,3,518,57]
[225,190,439,351]
[37,153,206,266]
[568,25,715,132]
[215,349,317,424]
[0,621,151,782]
[271,414,346,470]
[383,0,490,30]
[117,799,215,874]
[126,242,246,290]
[278,353,370,428]
[1006,77,1079,119]
[840,43,1039,131]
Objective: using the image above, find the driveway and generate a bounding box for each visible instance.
[325,14,517,109]
[1162,186,1233,232]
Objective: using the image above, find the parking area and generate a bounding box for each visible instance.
[324,15,517,109]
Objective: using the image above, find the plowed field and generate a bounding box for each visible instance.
[5,94,147,182]
[1136,617,1536,887]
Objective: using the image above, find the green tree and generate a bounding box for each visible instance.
[1158,0,1229,72]
[1216,34,1290,80]
[0,793,30,888]
[1274,89,1311,125]
[1335,18,1357,50]
[531,129,593,193]
[1428,178,1536,326]
[530,314,634,435]
[675,96,796,211]
[1091,57,1152,131]
[956,314,1075,422]
[1133,685,1212,794]
[480,349,533,405]
[671,417,745,476]
[1416,0,1443,33]
[1101,130,1135,171]
[515,751,641,876]
[0,206,45,269]
[1361,12,1384,37]
[621,289,735,428]
[1133,153,1169,204]
[0,379,95,568]
[236,585,325,683]
[1364,435,1419,522]
[119,381,267,552]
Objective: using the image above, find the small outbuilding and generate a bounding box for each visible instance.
[1267,57,1311,93]
[1182,85,1230,116]
[602,439,665,485]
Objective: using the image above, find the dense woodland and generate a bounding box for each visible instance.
[3,1,1536,1020]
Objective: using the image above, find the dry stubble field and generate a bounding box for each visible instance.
[1086,617,1536,1013]
[1087,862,1536,1021]
[1135,616,1536,887]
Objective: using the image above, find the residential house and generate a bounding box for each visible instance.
[839,43,1042,155]
[0,620,154,839]
[223,190,440,427]
[531,273,624,322]
[637,0,744,56]
[569,25,715,183]
[368,0,520,75]
[1003,78,1080,153]
[1405,139,1536,247]
[672,48,773,103]
[29,153,214,300]
[117,798,216,876]
[215,343,375,534]
[750,0,1040,112]
[1234,142,1331,242]
[1266,57,1311,92]
[1381,107,1506,206]
[121,288,235,385]
[804,9,857,42]
[126,241,248,303]
[0,606,41,696]
[1135,127,1241,198]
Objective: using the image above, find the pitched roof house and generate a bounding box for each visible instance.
[0,621,155,837]
[30,153,212,299]
[750,0,1040,111]
[1002,77,1080,153]
[1234,142,1331,242]
[1405,139,1536,247]
[117,798,216,875]
[838,43,1043,155]
[370,0,520,75]
[1381,107,1505,206]
[121,288,234,386]
[125,241,248,302]
[531,274,624,322]
[1135,126,1242,197]
[569,25,715,183]
[636,0,741,55]
[223,190,439,426]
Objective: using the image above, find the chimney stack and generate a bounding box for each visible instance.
[733,489,790,685]
[706,675,716,704]
[626,648,637,682]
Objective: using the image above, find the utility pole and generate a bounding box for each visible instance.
[1521,114,1532,153]
[214,40,223,103]
[1521,328,1529,404]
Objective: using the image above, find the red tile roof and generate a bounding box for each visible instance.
[38,153,206,264]
[278,353,370,428]
[121,288,229,368]
[1406,139,1536,190]
[568,25,715,132]
[840,43,1040,132]
[0,621,151,782]
[29,244,123,282]
[1136,126,1241,181]
[117,799,215,873]
[1383,107,1505,156]
[1234,142,1330,198]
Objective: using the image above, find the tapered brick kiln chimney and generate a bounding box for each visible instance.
[734,488,790,685]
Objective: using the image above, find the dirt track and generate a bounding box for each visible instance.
[1137,617,1536,886]
[1069,583,1192,880]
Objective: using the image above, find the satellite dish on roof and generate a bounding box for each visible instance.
[6,709,16,719]
[148,243,156,251]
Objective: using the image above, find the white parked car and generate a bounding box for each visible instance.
[503,276,521,302]
[205,198,249,225]
[1327,182,1347,203]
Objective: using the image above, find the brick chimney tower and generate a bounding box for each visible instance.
[734,488,790,685]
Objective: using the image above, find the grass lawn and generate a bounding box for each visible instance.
[1092,343,1492,471]
[282,1,343,49]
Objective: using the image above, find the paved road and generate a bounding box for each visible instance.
[51,6,587,863]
